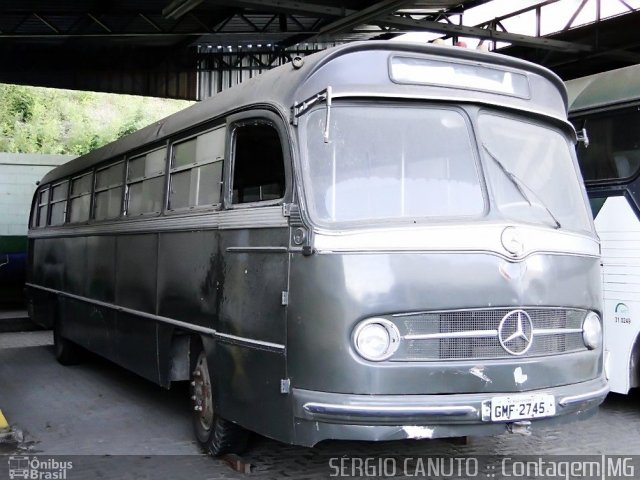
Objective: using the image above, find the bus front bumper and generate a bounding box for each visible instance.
[291,376,608,446]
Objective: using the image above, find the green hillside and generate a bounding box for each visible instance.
[0,84,193,156]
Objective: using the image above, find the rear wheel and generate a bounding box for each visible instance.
[191,349,249,456]
[53,320,83,366]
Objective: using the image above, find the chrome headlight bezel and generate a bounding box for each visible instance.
[352,318,401,362]
[582,311,602,350]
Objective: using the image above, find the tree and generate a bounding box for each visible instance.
[0,84,192,155]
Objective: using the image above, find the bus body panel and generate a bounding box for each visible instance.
[213,341,291,442]
[593,195,640,393]
[287,250,602,396]
[212,224,291,439]
[157,231,222,330]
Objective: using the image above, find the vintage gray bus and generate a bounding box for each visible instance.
[27,42,607,455]
[567,64,640,396]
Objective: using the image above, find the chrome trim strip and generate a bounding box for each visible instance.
[215,331,285,352]
[325,90,568,127]
[404,328,583,341]
[218,206,287,230]
[226,246,289,253]
[558,385,609,407]
[315,249,599,261]
[393,306,589,317]
[28,205,287,238]
[303,402,477,417]
[405,330,497,340]
[25,282,285,353]
[535,328,583,336]
[313,224,599,259]
[26,282,216,336]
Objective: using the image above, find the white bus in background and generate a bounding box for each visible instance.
[0,153,72,307]
[567,64,640,394]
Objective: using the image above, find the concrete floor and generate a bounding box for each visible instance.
[0,332,639,479]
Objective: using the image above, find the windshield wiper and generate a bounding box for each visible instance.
[481,143,562,230]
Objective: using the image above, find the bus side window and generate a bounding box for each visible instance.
[232,122,285,204]
[69,172,93,223]
[49,180,69,226]
[36,187,50,227]
[168,126,225,210]
[94,161,124,220]
[574,108,640,182]
[127,148,166,216]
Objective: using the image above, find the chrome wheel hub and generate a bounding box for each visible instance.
[191,353,214,431]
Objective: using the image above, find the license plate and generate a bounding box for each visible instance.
[490,394,555,421]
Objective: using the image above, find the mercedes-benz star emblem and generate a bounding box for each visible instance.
[498,310,534,356]
[501,226,525,256]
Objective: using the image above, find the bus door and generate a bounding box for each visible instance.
[216,111,292,439]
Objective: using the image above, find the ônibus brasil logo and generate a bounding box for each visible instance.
[8,456,73,480]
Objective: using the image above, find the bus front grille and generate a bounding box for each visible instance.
[390,308,587,361]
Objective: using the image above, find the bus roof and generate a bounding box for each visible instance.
[41,41,567,185]
[567,63,640,114]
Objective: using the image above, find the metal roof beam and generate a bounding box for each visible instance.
[163,0,205,20]
[373,14,592,52]
[316,0,412,36]
[214,1,351,18]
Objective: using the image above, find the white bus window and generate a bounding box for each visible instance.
[574,108,640,182]
[69,172,93,223]
[169,127,224,210]
[94,162,124,220]
[49,180,69,226]
[232,123,285,204]
[36,188,49,227]
[127,148,166,216]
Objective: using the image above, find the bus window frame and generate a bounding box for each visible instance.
[34,186,50,228]
[125,146,168,218]
[94,160,126,221]
[297,101,489,229]
[166,124,226,214]
[48,179,69,226]
[571,104,640,187]
[68,171,94,225]
[225,110,292,210]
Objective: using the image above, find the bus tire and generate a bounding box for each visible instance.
[53,320,83,366]
[191,349,249,456]
[630,336,640,390]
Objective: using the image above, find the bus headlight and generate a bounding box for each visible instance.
[582,312,602,349]
[353,318,400,361]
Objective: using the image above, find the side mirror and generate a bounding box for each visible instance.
[576,127,589,148]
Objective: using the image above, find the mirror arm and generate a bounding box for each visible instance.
[576,127,589,148]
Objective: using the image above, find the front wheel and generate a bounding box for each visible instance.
[191,349,249,456]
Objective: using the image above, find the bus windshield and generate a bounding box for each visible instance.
[301,105,485,225]
[478,113,592,233]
